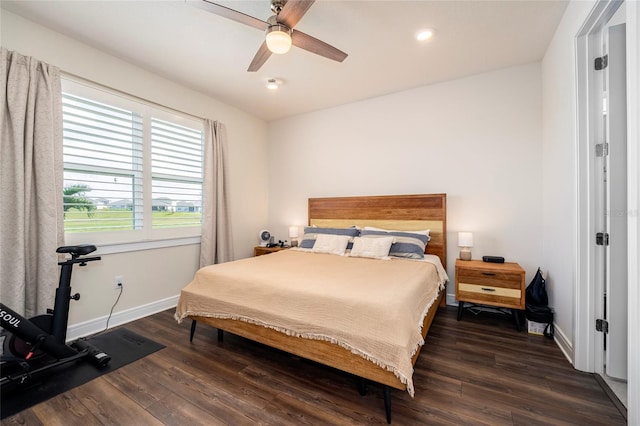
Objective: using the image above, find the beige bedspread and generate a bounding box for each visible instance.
[175,249,444,396]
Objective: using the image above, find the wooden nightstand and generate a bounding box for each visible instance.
[455,259,526,330]
[253,246,288,256]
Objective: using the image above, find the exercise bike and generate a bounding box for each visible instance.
[1,245,111,388]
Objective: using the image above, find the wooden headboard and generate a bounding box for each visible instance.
[308,193,447,267]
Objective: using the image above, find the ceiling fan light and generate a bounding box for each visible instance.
[266,24,292,54]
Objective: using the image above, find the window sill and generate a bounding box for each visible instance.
[92,236,201,256]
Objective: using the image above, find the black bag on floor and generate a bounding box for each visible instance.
[525,267,548,306]
[525,268,554,338]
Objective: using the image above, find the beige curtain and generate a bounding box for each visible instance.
[200,120,233,267]
[0,48,64,317]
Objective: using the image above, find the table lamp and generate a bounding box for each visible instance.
[289,226,299,247]
[458,232,473,261]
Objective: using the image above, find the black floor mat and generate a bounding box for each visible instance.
[1,328,165,419]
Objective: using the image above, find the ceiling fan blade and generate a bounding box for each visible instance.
[247,41,272,72]
[189,0,267,31]
[291,30,348,63]
[277,0,315,28]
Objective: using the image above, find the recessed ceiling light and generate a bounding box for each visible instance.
[266,78,281,90]
[416,29,436,42]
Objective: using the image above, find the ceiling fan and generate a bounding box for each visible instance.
[190,0,348,72]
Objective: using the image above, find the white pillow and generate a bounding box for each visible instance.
[311,234,351,256]
[349,236,395,259]
[363,226,430,238]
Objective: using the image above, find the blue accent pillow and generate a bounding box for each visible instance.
[360,230,428,259]
[300,226,360,249]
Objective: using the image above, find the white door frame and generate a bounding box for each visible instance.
[575,0,639,424]
[626,1,639,423]
[575,0,619,376]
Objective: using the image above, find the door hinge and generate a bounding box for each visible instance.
[595,143,609,157]
[596,319,609,333]
[596,232,609,246]
[595,55,608,70]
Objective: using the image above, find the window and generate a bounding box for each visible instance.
[62,79,204,246]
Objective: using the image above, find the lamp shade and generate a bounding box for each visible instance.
[458,232,474,247]
[288,226,299,239]
[266,25,292,54]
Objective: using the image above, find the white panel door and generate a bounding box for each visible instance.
[604,20,628,381]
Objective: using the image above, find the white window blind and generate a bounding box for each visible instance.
[62,93,144,232]
[61,79,204,244]
[151,118,203,228]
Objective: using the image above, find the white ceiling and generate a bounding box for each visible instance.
[1,0,568,121]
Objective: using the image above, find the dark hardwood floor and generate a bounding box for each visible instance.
[2,307,626,425]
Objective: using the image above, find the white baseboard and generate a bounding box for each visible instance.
[66,295,179,341]
[552,322,574,365]
[446,293,457,306]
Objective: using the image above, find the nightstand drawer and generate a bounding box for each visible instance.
[456,270,522,289]
[458,282,521,298]
[457,282,522,308]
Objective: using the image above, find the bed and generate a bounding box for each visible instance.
[175,194,447,423]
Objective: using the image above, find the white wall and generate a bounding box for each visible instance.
[1,10,269,333]
[268,63,543,300]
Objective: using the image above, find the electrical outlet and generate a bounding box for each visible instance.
[114,275,124,289]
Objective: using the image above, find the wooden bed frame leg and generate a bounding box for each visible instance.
[189,320,197,342]
[358,377,367,396]
[217,329,224,342]
[383,385,391,424]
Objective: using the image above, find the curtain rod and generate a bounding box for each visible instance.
[61,71,207,122]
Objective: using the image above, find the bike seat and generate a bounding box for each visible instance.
[56,245,97,256]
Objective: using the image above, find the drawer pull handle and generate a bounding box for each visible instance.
[481,287,496,292]
[482,272,496,276]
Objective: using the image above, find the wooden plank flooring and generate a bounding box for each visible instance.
[2,307,625,425]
